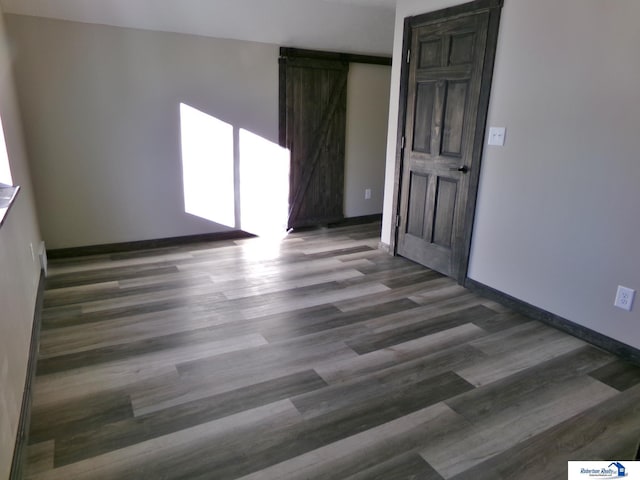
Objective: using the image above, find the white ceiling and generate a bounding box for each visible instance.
[0,0,397,55]
[320,0,397,8]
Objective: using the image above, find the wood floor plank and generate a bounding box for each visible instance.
[40,305,83,328]
[331,248,388,263]
[52,370,327,468]
[29,390,133,445]
[25,222,640,479]
[38,323,260,375]
[41,295,370,360]
[240,281,391,319]
[32,333,266,408]
[420,377,617,478]
[407,282,467,305]
[45,264,179,290]
[233,403,457,480]
[115,268,214,289]
[43,281,120,307]
[456,325,587,387]
[379,268,443,289]
[446,345,614,424]
[351,255,419,274]
[44,273,214,309]
[470,310,531,333]
[184,255,356,282]
[39,295,223,330]
[32,364,179,411]
[302,244,376,259]
[296,239,377,255]
[336,264,435,290]
[222,267,364,300]
[24,441,55,477]
[132,333,359,416]
[232,372,472,478]
[316,323,487,385]
[26,400,302,480]
[448,383,640,480]
[222,277,379,311]
[79,283,225,313]
[467,320,575,355]
[335,277,454,312]
[38,307,209,358]
[47,250,196,276]
[366,293,482,332]
[260,298,421,343]
[127,375,472,480]
[589,358,640,392]
[346,305,498,355]
[292,345,481,419]
[344,452,444,480]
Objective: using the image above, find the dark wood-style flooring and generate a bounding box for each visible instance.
[24,222,640,479]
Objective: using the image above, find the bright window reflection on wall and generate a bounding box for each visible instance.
[180,103,234,227]
[239,129,290,238]
[0,116,13,185]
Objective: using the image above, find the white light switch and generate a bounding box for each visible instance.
[488,127,506,146]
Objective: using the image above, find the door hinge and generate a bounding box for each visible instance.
[401,136,405,149]
[406,49,411,63]
[395,214,401,228]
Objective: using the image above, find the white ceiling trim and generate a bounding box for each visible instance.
[0,0,396,55]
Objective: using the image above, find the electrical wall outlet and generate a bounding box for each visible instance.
[614,285,635,311]
[364,188,372,200]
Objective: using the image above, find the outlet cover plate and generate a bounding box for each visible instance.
[614,285,635,311]
[488,127,506,146]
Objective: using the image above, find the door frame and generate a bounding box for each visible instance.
[279,47,391,149]
[390,0,503,284]
[279,48,391,228]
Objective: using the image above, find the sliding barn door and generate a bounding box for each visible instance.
[281,56,348,229]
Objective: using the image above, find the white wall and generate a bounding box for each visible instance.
[344,63,391,217]
[7,15,392,248]
[383,0,640,349]
[0,6,42,478]
[8,15,280,248]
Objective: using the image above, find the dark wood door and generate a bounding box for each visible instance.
[281,57,348,229]
[396,2,500,282]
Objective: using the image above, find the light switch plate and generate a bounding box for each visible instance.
[488,127,506,146]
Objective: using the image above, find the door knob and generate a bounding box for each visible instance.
[449,165,469,173]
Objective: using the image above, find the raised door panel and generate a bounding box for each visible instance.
[448,32,475,65]
[441,80,469,157]
[432,177,457,248]
[412,82,436,154]
[406,172,429,238]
